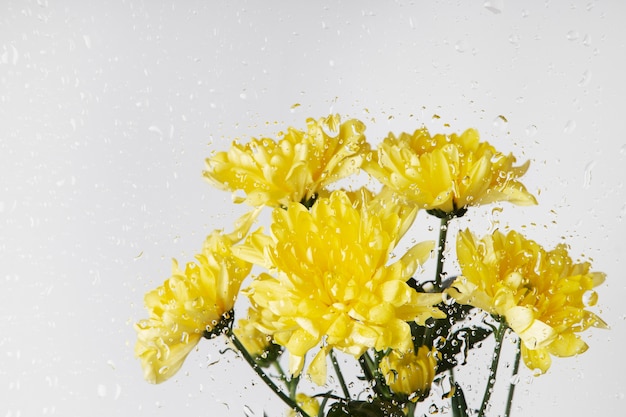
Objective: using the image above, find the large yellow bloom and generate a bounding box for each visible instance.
[380,346,438,401]
[237,190,444,384]
[134,210,258,383]
[449,229,607,374]
[363,127,537,214]
[204,114,368,207]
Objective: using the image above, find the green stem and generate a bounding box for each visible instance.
[330,349,351,400]
[504,336,522,417]
[478,321,507,417]
[229,330,308,416]
[273,361,299,400]
[435,216,451,290]
[359,351,393,399]
[405,401,417,417]
[358,353,375,381]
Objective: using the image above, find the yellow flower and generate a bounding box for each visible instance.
[238,190,444,384]
[363,127,537,215]
[287,393,320,417]
[134,210,258,383]
[204,114,368,207]
[380,346,438,401]
[449,229,608,374]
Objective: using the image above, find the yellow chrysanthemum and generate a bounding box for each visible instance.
[134,210,258,383]
[287,393,320,417]
[204,114,368,207]
[363,127,537,214]
[448,229,608,374]
[237,190,445,384]
[380,346,438,401]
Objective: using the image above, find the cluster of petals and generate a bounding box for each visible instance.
[134,210,258,383]
[363,127,537,213]
[236,190,444,384]
[379,345,438,400]
[203,114,368,207]
[448,229,607,374]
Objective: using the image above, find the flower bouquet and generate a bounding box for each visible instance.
[134,114,607,416]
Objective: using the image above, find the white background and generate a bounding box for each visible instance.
[1,1,625,416]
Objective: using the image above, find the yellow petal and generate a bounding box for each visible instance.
[506,306,556,349]
[286,329,319,357]
[396,240,435,280]
[548,333,589,357]
[225,207,263,242]
[522,345,552,375]
[308,346,330,386]
[289,354,305,377]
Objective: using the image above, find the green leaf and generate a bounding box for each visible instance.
[326,400,404,417]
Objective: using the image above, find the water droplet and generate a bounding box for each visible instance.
[510,374,521,385]
[578,70,592,87]
[564,120,576,134]
[582,290,598,306]
[455,40,468,53]
[583,161,595,189]
[5,44,19,65]
[148,125,163,135]
[493,115,508,131]
[525,124,538,137]
[508,34,520,46]
[566,30,580,41]
[243,404,255,417]
[483,0,503,14]
[434,336,447,349]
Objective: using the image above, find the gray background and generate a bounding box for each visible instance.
[1,1,625,416]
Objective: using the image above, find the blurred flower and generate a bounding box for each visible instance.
[380,346,438,401]
[238,190,444,384]
[363,127,536,215]
[233,306,282,367]
[287,393,320,417]
[204,114,368,207]
[233,306,272,357]
[134,210,259,383]
[449,229,608,374]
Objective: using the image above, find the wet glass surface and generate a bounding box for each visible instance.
[1,1,625,416]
